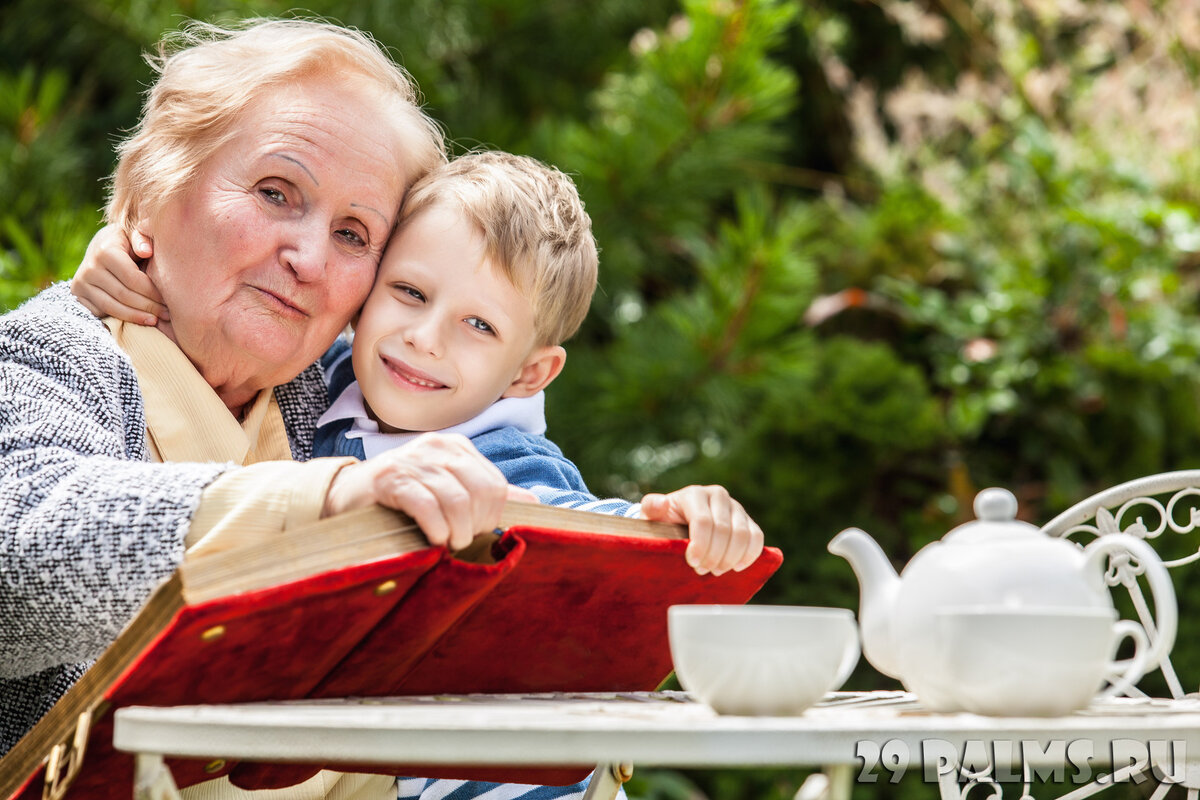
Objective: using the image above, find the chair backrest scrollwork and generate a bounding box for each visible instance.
[1040,469,1200,699]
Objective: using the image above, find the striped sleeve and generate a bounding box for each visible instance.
[529,486,642,519]
[401,775,627,800]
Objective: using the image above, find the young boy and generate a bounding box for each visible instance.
[73,150,763,577]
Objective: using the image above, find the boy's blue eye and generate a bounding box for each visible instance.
[396,284,425,302]
[465,316,495,335]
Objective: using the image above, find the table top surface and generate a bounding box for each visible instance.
[112,691,1200,769]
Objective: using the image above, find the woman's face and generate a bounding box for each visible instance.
[141,77,408,403]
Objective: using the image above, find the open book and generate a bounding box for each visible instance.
[2,501,782,799]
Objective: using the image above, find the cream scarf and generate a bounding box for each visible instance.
[103,318,291,464]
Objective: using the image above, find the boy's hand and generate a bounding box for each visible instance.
[640,486,764,576]
[71,224,167,326]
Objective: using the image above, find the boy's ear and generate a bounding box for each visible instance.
[502,345,566,399]
[131,218,156,270]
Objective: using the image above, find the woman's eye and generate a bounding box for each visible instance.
[336,228,366,247]
[465,316,495,335]
[260,187,286,204]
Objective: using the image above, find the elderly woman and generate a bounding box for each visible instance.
[0,18,513,799]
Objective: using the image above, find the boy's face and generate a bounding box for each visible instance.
[351,204,564,433]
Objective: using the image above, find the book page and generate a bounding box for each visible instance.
[180,502,683,603]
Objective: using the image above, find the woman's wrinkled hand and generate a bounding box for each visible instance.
[322,432,511,551]
[71,224,167,325]
[640,485,765,576]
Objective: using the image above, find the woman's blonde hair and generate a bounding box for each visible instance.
[397,151,599,347]
[106,18,447,231]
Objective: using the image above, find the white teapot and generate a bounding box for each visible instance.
[827,488,1177,710]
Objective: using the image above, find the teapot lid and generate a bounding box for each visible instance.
[943,487,1042,544]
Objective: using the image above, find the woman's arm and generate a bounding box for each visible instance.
[0,286,227,678]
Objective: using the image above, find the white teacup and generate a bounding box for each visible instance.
[935,606,1150,717]
[668,605,860,716]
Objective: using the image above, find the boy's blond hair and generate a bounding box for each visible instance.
[107,18,447,233]
[397,151,598,346]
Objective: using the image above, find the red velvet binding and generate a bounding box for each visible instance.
[11,529,783,800]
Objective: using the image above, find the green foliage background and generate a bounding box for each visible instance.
[5,1,1200,798]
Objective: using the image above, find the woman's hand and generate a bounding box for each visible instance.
[323,433,511,551]
[640,485,765,576]
[71,224,167,325]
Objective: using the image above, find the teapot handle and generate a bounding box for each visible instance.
[1081,533,1177,674]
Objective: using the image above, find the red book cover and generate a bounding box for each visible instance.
[1,504,782,800]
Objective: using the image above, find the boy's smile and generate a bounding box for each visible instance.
[350,204,564,433]
[380,354,447,392]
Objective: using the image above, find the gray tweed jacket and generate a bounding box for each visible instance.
[0,283,328,754]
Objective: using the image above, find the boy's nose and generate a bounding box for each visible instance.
[404,318,443,358]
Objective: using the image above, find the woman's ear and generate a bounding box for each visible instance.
[502,345,566,398]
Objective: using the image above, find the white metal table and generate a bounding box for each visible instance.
[113,691,1200,800]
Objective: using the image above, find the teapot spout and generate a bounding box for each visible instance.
[828,528,904,680]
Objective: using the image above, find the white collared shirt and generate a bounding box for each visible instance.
[316,382,547,460]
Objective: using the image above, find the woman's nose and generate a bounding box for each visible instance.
[282,221,330,282]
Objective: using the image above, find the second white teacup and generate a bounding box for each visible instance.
[668,605,860,716]
[935,606,1149,717]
